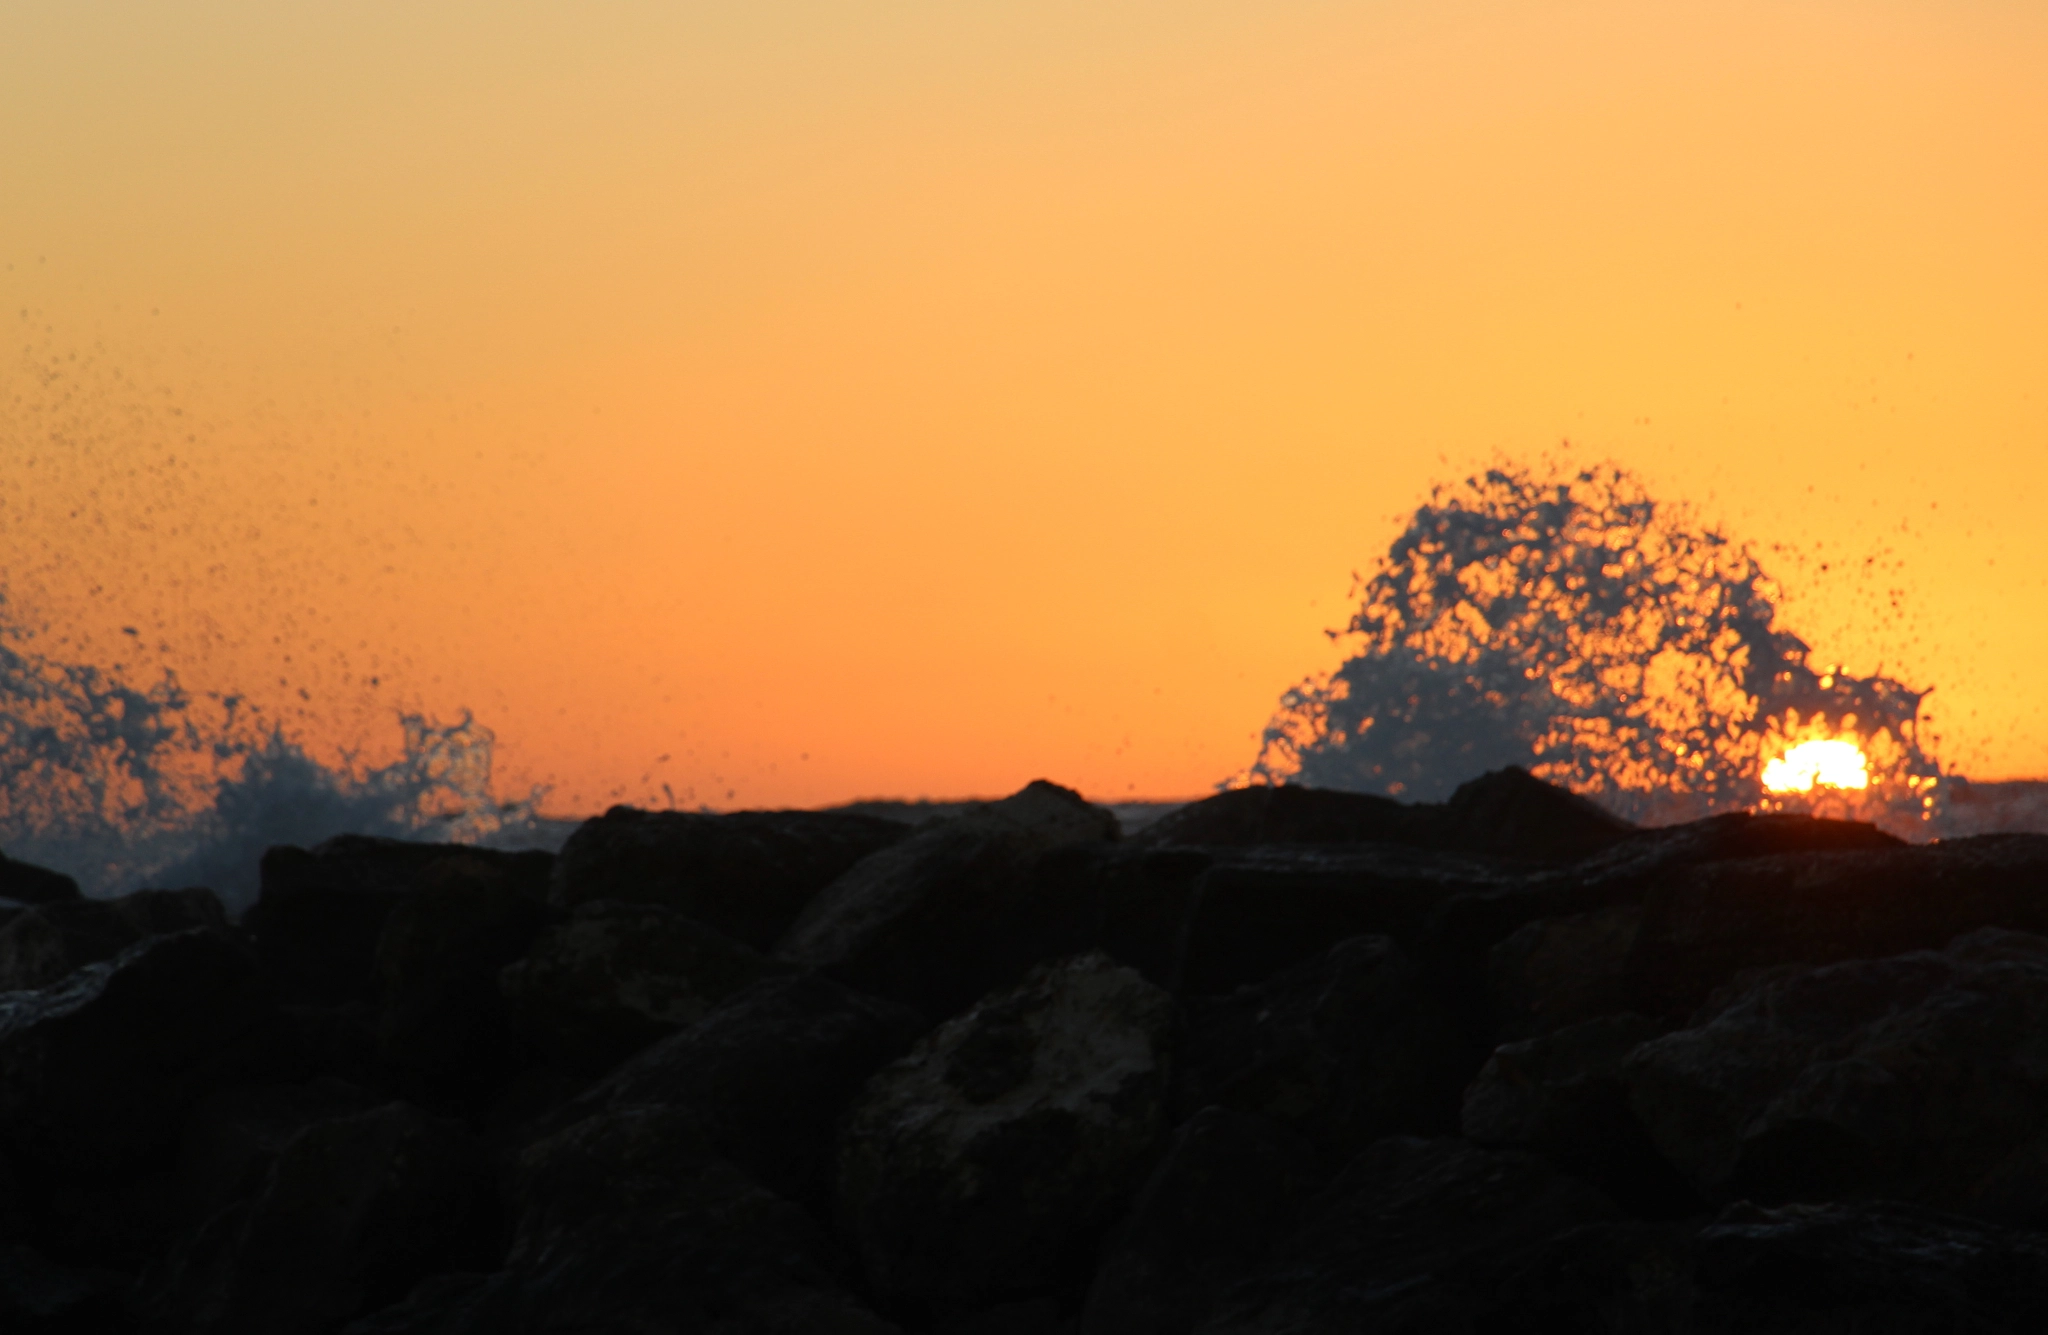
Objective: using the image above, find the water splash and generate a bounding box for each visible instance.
[0,598,543,909]
[1242,457,1942,833]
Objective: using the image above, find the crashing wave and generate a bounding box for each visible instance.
[0,599,543,908]
[1241,458,1943,833]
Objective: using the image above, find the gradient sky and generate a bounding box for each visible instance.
[3,0,2044,813]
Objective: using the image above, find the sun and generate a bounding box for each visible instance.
[1761,739,1871,794]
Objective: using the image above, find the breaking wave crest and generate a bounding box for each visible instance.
[0,603,542,909]
[1243,458,1943,833]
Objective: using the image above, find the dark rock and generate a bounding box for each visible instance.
[1080,1108,1322,1335]
[532,970,925,1206]
[0,928,272,1182]
[1418,811,1906,976]
[780,781,1119,1019]
[246,837,552,1006]
[1489,903,1643,1040]
[1685,1199,2048,1332]
[0,887,225,993]
[500,899,793,1075]
[1196,1136,1623,1333]
[1462,1012,1698,1217]
[1129,785,1419,849]
[1429,765,1636,863]
[551,805,912,951]
[1177,844,1527,997]
[1625,832,2048,1018]
[0,1243,131,1333]
[1131,768,1633,866]
[836,953,1174,1324]
[352,1106,900,1335]
[145,1101,488,1335]
[1092,847,1212,992]
[0,852,81,908]
[372,861,552,1107]
[1625,927,2048,1218]
[1175,935,1472,1159]
[172,1080,384,1229]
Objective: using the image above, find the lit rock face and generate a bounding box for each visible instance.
[780,780,1120,1019]
[835,952,1174,1324]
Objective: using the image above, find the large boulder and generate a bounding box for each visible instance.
[1128,785,1421,849]
[500,899,793,1075]
[0,852,80,908]
[144,1101,488,1335]
[835,953,1174,1324]
[1426,766,1636,863]
[1080,1108,1322,1335]
[530,970,925,1207]
[1174,844,1527,997]
[0,888,226,993]
[349,1107,901,1335]
[1196,1136,1623,1333]
[0,928,272,1182]
[1417,811,1905,977]
[550,806,911,951]
[246,838,551,1006]
[1624,833,2048,1018]
[0,1243,130,1333]
[1489,903,1644,1040]
[1625,927,2048,1219]
[1175,934,1472,1158]
[371,861,553,1107]
[1461,1012,1696,1217]
[779,781,1119,1019]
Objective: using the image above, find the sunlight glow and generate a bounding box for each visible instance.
[1761,739,1871,794]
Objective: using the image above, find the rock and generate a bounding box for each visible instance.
[1128,785,1421,849]
[353,1106,900,1335]
[371,860,552,1107]
[1130,769,1633,866]
[1489,903,1644,1040]
[500,899,793,1075]
[0,1243,131,1333]
[0,888,226,993]
[1176,844,1527,997]
[144,1101,488,1335]
[1417,811,1906,978]
[171,1080,384,1229]
[1092,847,1212,993]
[551,805,912,951]
[1429,766,1636,863]
[532,970,925,1206]
[246,837,552,1006]
[1625,832,2048,1018]
[1625,927,2048,1218]
[0,928,272,1182]
[1174,935,1472,1159]
[836,953,1174,1323]
[1685,1199,2048,1332]
[1080,1108,1322,1335]
[0,853,81,908]
[1196,1136,1623,1334]
[780,781,1119,1019]
[1461,1013,1697,1217]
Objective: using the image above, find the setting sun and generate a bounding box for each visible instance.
[1762,739,1872,795]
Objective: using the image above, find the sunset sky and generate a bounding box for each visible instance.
[3,0,2044,814]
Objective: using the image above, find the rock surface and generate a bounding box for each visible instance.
[836,953,1174,1324]
[500,899,792,1074]
[550,806,911,951]
[0,888,226,993]
[780,781,1120,1018]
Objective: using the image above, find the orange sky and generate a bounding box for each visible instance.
[3,0,2044,812]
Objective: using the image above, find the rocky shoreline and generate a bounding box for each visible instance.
[1,768,2046,1332]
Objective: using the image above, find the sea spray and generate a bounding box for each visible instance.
[1242,458,1943,833]
[0,599,543,908]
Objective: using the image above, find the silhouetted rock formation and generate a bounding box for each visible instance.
[4,769,2048,1332]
